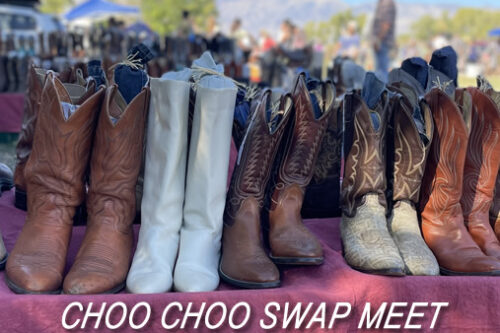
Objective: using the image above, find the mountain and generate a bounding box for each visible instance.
[216,0,461,37]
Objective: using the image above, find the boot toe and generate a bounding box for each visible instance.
[126,271,173,294]
[174,265,219,292]
[6,264,62,294]
[63,273,124,295]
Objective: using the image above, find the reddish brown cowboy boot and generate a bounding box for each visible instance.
[14,64,92,211]
[460,88,500,260]
[220,90,292,289]
[63,85,149,294]
[267,73,334,265]
[420,88,500,275]
[6,73,104,294]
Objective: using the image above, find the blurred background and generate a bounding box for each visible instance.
[1,0,500,167]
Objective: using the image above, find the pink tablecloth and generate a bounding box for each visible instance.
[0,188,498,332]
[0,93,24,133]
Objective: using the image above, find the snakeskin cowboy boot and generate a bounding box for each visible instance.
[420,87,500,275]
[63,85,150,294]
[341,73,405,276]
[6,73,105,294]
[386,80,439,275]
[220,90,292,289]
[266,73,334,265]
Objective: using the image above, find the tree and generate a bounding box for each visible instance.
[304,10,366,45]
[141,0,216,36]
[39,0,74,14]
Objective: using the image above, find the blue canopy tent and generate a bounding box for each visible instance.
[488,28,500,37]
[64,0,139,21]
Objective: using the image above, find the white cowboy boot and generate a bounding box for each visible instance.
[126,69,191,294]
[173,52,237,292]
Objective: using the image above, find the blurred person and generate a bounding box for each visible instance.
[259,30,275,53]
[178,10,194,39]
[292,26,307,49]
[278,19,294,49]
[337,20,360,60]
[206,16,220,39]
[230,18,253,61]
[371,0,396,82]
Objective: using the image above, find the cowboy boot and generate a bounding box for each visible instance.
[0,231,6,270]
[6,74,104,294]
[63,85,149,294]
[420,88,500,275]
[386,82,439,275]
[301,78,342,219]
[127,69,192,294]
[14,65,91,211]
[220,90,292,289]
[476,76,500,241]
[460,87,500,260]
[341,73,405,276]
[173,52,237,292]
[266,73,333,265]
[0,56,7,92]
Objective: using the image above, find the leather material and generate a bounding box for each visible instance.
[13,65,46,193]
[267,74,332,262]
[420,88,500,274]
[63,86,149,294]
[342,92,390,217]
[476,77,500,241]
[341,90,405,275]
[301,100,342,218]
[0,163,13,192]
[173,74,237,292]
[460,88,500,260]
[127,74,191,294]
[6,73,104,293]
[14,65,92,198]
[221,91,291,287]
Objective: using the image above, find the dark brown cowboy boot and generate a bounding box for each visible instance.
[460,87,500,260]
[220,90,292,289]
[386,82,439,275]
[14,64,92,211]
[301,79,341,219]
[63,85,149,294]
[6,73,104,294]
[420,88,500,275]
[266,73,334,265]
[341,73,405,276]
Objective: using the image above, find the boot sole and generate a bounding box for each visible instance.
[14,188,27,211]
[0,254,7,270]
[0,178,13,193]
[218,264,280,289]
[5,275,62,295]
[350,265,406,276]
[440,267,500,276]
[62,282,125,295]
[270,255,324,266]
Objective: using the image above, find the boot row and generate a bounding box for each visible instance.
[341,46,500,277]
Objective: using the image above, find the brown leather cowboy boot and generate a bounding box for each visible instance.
[460,87,500,260]
[63,85,149,294]
[266,73,333,265]
[386,82,439,275]
[341,73,405,276]
[14,64,92,210]
[476,77,500,241]
[420,88,500,275]
[220,90,292,289]
[6,73,105,294]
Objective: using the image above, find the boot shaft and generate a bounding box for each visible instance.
[342,80,390,217]
[225,90,292,225]
[87,85,150,227]
[25,73,105,215]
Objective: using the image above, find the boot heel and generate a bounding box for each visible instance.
[14,188,27,211]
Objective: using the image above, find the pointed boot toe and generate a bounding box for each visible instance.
[173,265,220,293]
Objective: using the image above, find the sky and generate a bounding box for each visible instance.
[346,0,500,7]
